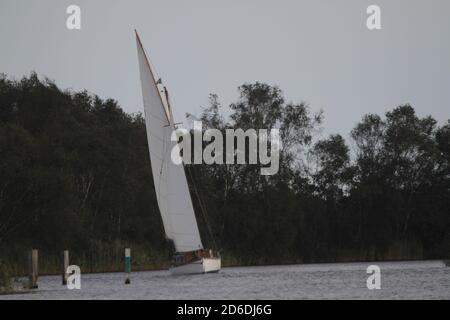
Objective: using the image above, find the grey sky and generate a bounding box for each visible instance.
[1,0,449,138]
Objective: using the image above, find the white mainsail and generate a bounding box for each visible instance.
[135,31,203,253]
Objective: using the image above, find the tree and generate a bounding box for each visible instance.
[1,73,449,272]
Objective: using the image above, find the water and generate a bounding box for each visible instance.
[1,260,449,299]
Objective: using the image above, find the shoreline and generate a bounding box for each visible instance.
[5,257,448,278]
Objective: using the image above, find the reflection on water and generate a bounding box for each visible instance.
[1,260,449,299]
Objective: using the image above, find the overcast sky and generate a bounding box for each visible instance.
[1,0,449,138]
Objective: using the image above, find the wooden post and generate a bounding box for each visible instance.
[28,249,38,289]
[62,250,69,285]
[124,248,131,284]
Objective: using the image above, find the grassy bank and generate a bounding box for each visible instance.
[1,239,427,276]
[0,260,13,294]
[0,242,170,279]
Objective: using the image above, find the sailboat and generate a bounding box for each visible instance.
[135,31,221,275]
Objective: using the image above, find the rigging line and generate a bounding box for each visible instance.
[157,129,172,235]
[147,149,165,162]
[186,165,218,251]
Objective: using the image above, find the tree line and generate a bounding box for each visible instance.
[0,73,449,275]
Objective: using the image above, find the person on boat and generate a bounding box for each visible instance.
[163,86,171,108]
[195,249,204,259]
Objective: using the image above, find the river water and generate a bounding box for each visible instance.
[1,260,449,299]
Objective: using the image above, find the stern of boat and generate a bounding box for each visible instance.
[169,249,221,275]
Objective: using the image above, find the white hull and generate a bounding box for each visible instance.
[169,258,221,275]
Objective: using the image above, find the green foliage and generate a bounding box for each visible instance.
[0,73,449,276]
[0,73,168,273]
[191,85,450,264]
[0,260,11,293]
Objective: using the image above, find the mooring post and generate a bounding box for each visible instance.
[62,250,69,285]
[124,248,131,284]
[28,249,38,289]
